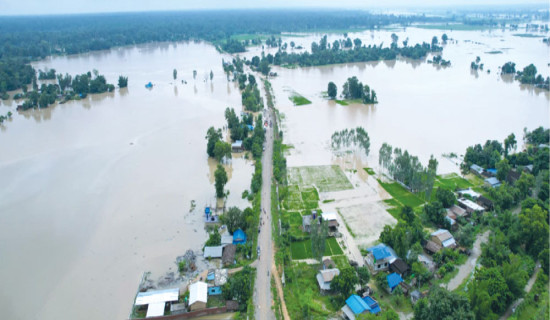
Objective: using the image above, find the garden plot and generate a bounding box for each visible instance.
[287,165,353,192]
[337,203,397,247]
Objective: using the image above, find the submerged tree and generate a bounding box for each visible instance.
[327,81,337,99]
[173,68,177,80]
[118,75,128,88]
[214,164,228,198]
[331,127,370,157]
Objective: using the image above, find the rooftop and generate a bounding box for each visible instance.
[367,243,397,261]
[346,294,370,315]
[321,212,338,221]
[204,246,223,258]
[189,281,208,306]
[387,273,403,289]
[457,198,485,212]
[135,288,179,306]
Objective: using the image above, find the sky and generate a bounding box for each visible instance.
[0,0,548,16]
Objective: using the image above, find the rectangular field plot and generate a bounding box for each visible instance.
[288,165,353,192]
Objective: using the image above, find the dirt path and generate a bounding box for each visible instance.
[444,230,490,291]
[271,262,291,320]
[253,107,275,320]
[499,263,541,320]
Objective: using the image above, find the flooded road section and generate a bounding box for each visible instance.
[0,42,253,320]
[248,27,549,173]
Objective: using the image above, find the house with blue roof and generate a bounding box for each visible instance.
[232,229,247,245]
[365,243,397,274]
[387,273,403,293]
[341,294,381,320]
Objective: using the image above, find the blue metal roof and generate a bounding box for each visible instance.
[368,244,395,260]
[208,286,222,296]
[487,168,497,174]
[387,273,403,289]
[363,296,382,314]
[345,295,370,315]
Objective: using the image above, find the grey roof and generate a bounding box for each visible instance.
[470,164,484,173]
[221,235,234,245]
[485,177,501,186]
[316,268,340,291]
[204,246,223,258]
[135,288,179,306]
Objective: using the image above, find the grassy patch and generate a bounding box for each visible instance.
[335,100,349,106]
[301,187,320,202]
[378,180,426,208]
[288,165,353,192]
[290,238,344,259]
[322,199,335,203]
[283,262,339,319]
[434,173,474,191]
[363,167,376,175]
[289,92,312,106]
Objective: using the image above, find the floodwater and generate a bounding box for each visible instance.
[245,27,549,173]
[0,42,253,320]
[0,26,548,320]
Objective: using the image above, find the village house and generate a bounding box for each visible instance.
[430,229,457,249]
[470,164,484,177]
[323,258,336,270]
[204,246,223,259]
[457,188,481,200]
[424,240,442,254]
[484,177,501,188]
[448,204,468,219]
[222,244,236,266]
[341,294,381,320]
[134,287,180,318]
[321,212,340,232]
[457,198,485,214]
[365,243,397,274]
[389,258,410,277]
[189,281,208,311]
[386,273,404,293]
[231,140,243,152]
[316,268,340,293]
[476,195,494,211]
[302,211,320,232]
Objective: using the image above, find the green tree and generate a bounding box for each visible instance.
[356,266,370,288]
[213,141,232,162]
[435,188,456,208]
[193,70,197,80]
[496,158,511,182]
[205,127,223,157]
[519,204,549,257]
[425,155,438,201]
[118,75,128,88]
[414,287,474,320]
[222,266,253,311]
[205,228,221,246]
[424,201,445,226]
[221,206,245,233]
[331,267,358,297]
[310,219,328,263]
[504,133,517,156]
[441,33,448,43]
[173,68,177,80]
[214,164,228,198]
[327,81,337,99]
[469,267,511,315]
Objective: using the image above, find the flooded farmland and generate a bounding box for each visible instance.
[0,25,548,320]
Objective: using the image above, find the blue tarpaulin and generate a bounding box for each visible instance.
[387,273,403,291]
[233,229,247,245]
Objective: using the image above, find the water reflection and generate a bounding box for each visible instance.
[174,85,178,97]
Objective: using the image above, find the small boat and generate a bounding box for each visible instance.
[145,82,153,89]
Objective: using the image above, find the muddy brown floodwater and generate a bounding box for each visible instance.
[244,27,549,173]
[0,26,548,320]
[0,42,253,320]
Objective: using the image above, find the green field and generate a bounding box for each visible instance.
[378,180,426,208]
[289,93,312,106]
[335,98,363,106]
[434,173,475,191]
[288,165,353,192]
[290,237,344,259]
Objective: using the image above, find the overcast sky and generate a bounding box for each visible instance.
[1,0,548,16]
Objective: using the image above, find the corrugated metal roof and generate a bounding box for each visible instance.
[135,288,179,305]
[321,212,338,221]
[189,281,208,306]
[387,273,403,289]
[204,246,223,258]
[363,296,380,314]
[146,302,166,318]
[346,294,370,315]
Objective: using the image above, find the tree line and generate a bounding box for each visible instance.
[501,61,549,90]
[251,34,443,68]
[328,76,378,103]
